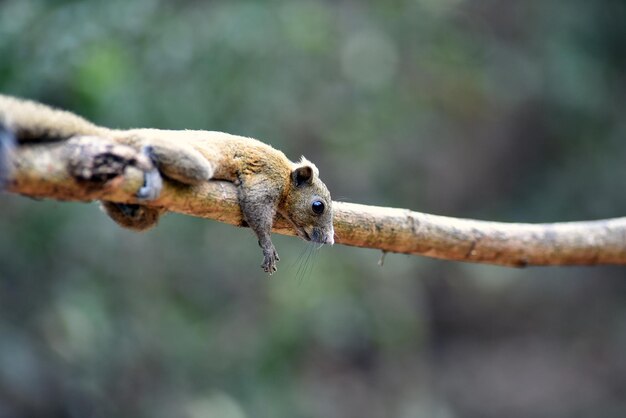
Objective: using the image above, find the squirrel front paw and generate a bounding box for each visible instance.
[262,246,280,275]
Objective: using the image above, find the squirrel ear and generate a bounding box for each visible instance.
[292,164,313,187]
[292,156,319,187]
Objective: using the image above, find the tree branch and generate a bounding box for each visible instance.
[4,137,626,267]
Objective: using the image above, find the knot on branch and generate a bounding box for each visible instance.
[65,136,153,186]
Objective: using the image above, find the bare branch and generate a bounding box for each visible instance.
[5,137,626,267]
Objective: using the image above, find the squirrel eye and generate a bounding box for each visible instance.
[311,200,325,215]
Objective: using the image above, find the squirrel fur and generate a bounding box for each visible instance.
[0,94,334,274]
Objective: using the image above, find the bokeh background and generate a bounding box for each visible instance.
[1,1,626,417]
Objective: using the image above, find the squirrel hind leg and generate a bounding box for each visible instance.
[100,202,165,231]
[149,144,214,185]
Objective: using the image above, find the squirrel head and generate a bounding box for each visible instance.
[281,157,334,245]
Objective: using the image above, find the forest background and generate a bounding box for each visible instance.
[0,1,625,417]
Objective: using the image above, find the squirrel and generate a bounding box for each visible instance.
[0,94,334,274]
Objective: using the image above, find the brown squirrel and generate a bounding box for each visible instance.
[0,94,334,273]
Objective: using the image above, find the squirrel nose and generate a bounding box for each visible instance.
[326,228,335,245]
[311,227,334,245]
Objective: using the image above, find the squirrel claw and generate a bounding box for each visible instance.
[262,248,280,275]
[135,146,163,201]
[0,123,15,189]
[136,167,162,201]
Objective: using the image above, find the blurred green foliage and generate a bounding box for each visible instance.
[1,0,626,417]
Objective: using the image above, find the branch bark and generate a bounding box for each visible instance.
[4,138,626,267]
